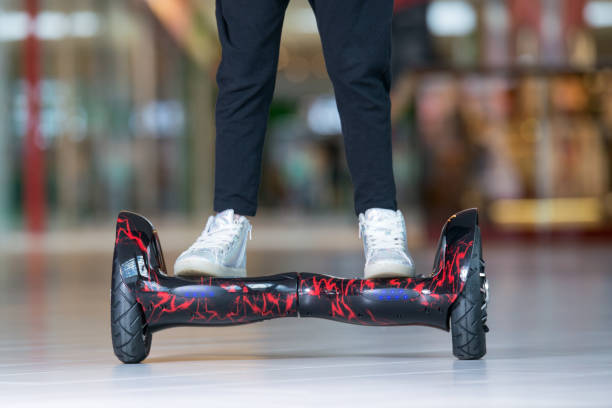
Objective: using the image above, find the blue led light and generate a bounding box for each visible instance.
[179,288,219,298]
[370,289,417,301]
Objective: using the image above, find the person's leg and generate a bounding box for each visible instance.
[310,0,414,278]
[214,0,289,216]
[175,0,288,278]
[308,0,397,216]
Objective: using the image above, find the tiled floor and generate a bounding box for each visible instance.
[0,241,611,407]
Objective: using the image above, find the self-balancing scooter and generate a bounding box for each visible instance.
[111,208,489,363]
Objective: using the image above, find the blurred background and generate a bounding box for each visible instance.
[1,0,612,249]
[2,2,612,404]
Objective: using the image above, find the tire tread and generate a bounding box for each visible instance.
[450,231,487,360]
[111,262,151,364]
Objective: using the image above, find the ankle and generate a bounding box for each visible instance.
[214,210,252,222]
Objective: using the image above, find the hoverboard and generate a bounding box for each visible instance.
[111,208,489,363]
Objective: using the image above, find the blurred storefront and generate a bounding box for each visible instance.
[1,0,612,236]
[0,0,218,230]
[390,0,612,232]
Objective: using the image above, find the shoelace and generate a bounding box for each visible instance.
[192,216,252,252]
[359,217,405,252]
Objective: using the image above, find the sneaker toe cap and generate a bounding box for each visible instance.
[177,248,217,262]
[368,249,413,267]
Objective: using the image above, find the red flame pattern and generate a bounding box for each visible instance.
[114,212,474,331]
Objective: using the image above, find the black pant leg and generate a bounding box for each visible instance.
[214,0,289,216]
[309,0,397,215]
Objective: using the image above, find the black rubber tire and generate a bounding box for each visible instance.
[111,271,151,364]
[450,230,487,360]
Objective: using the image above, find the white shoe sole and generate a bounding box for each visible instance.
[364,262,416,279]
[174,257,246,278]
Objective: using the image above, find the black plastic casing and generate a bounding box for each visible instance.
[112,209,478,332]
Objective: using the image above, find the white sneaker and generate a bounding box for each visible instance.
[359,208,416,279]
[174,209,252,278]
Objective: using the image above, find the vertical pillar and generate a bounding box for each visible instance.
[482,0,510,68]
[188,63,215,218]
[56,0,79,225]
[0,3,9,229]
[131,7,158,215]
[23,0,46,232]
[540,0,564,66]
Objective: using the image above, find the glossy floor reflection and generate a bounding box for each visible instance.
[1,242,611,407]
